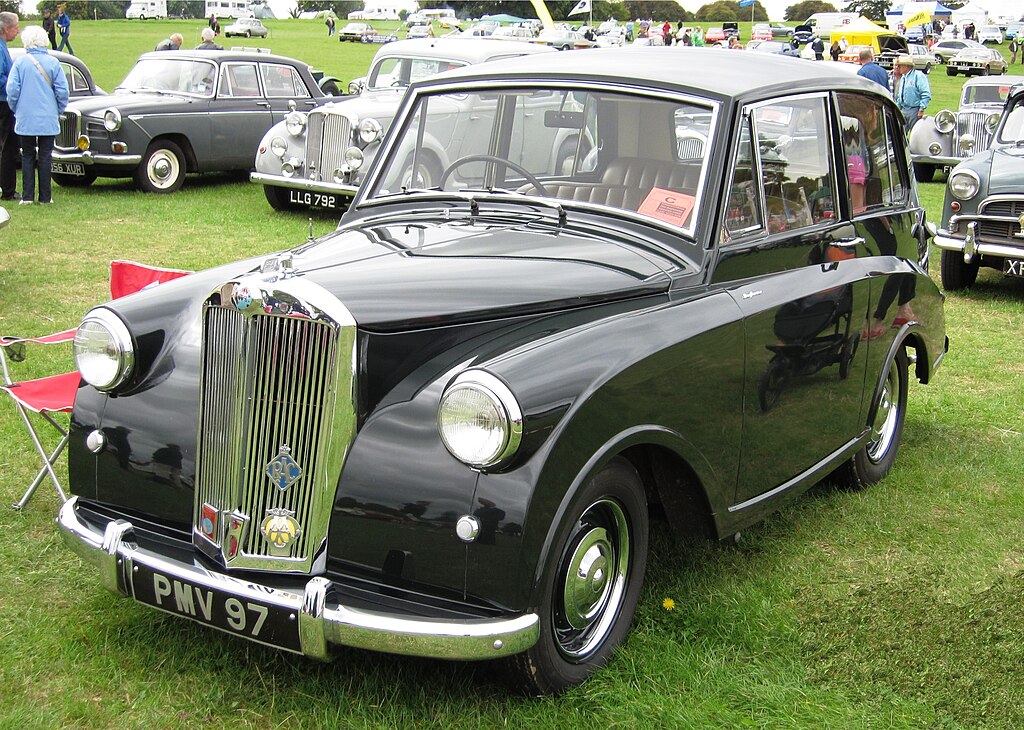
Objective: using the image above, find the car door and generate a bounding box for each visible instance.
[711,93,873,506]
[210,61,272,170]
[259,62,319,124]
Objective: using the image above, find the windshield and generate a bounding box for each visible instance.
[963,83,1011,105]
[997,99,1024,144]
[119,58,218,97]
[367,85,716,237]
[368,56,466,90]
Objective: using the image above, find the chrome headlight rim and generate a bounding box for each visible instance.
[284,110,307,137]
[74,308,135,392]
[102,108,122,132]
[948,168,981,201]
[934,109,956,134]
[985,112,1001,132]
[358,117,382,145]
[344,147,364,171]
[270,136,288,158]
[438,370,523,470]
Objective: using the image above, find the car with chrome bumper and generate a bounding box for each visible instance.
[935,83,1024,289]
[252,38,553,212]
[946,47,1008,76]
[51,50,328,193]
[60,49,946,694]
[908,75,1024,181]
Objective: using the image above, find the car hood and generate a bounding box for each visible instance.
[314,89,405,122]
[67,91,201,116]
[879,35,910,53]
[285,215,679,330]
[984,145,1024,194]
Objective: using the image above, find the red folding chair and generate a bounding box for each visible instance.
[2,261,191,510]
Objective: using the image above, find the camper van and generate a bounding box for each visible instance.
[205,0,252,19]
[126,0,167,19]
[805,12,859,34]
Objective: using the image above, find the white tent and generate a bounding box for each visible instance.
[975,0,1023,23]
[951,2,989,28]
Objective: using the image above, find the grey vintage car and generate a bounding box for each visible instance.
[935,83,1024,290]
[252,38,553,212]
[51,50,327,193]
[10,48,104,98]
[909,75,1024,182]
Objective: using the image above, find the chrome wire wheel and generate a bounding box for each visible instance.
[554,498,630,660]
[867,358,902,463]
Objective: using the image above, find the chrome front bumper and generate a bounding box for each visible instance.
[52,150,142,167]
[910,153,960,168]
[58,496,539,661]
[251,172,358,198]
[935,227,1024,262]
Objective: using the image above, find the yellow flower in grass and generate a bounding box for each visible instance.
[662,597,676,611]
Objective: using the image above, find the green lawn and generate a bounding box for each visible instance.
[1,20,1023,729]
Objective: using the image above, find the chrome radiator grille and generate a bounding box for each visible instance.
[304,110,353,182]
[57,111,80,149]
[194,276,356,574]
[955,111,994,157]
[976,197,1024,243]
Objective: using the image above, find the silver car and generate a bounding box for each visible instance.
[908,75,1024,181]
[224,17,268,38]
[252,38,554,212]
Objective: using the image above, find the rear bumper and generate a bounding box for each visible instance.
[58,496,539,661]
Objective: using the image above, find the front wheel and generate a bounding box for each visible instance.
[946,67,957,76]
[263,185,298,211]
[837,348,908,489]
[503,457,648,695]
[245,30,251,37]
[940,249,980,290]
[913,162,935,183]
[135,141,186,193]
[923,63,932,74]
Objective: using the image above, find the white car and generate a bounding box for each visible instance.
[977,25,1004,44]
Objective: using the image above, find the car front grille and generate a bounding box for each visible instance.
[57,110,80,149]
[974,197,1024,243]
[956,110,995,156]
[304,110,353,183]
[194,276,357,573]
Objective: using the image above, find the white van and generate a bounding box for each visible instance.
[126,1,167,20]
[204,0,252,19]
[804,12,859,34]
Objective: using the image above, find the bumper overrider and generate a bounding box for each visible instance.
[58,496,540,660]
[936,213,1024,262]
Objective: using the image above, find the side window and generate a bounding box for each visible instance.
[219,63,260,97]
[723,114,763,239]
[752,96,835,234]
[261,64,310,98]
[63,64,89,93]
[837,93,906,215]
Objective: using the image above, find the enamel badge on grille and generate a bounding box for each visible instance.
[265,445,302,491]
[261,508,302,553]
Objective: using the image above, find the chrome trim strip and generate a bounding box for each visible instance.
[57,498,540,660]
[934,233,1024,259]
[51,151,143,166]
[250,171,358,196]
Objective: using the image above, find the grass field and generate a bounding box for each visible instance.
[1,19,1023,729]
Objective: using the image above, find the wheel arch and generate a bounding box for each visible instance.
[147,133,198,172]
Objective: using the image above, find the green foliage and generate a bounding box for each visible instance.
[60,1,130,21]
[695,2,767,23]
[295,1,362,18]
[843,0,889,22]
[0,0,20,14]
[784,0,837,22]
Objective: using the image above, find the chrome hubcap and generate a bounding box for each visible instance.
[149,152,179,188]
[563,528,612,629]
[868,361,900,462]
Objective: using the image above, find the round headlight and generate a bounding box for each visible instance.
[270,136,288,158]
[74,308,134,391]
[333,167,347,184]
[344,147,364,170]
[284,111,306,137]
[438,371,522,469]
[948,169,981,201]
[928,142,942,155]
[934,109,956,134]
[358,117,382,144]
[985,113,1001,132]
[103,108,122,132]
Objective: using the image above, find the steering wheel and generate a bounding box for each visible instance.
[438,154,550,196]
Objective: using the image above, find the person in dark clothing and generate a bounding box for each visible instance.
[155,33,183,51]
[42,9,56,50]
[811,35,825,60]
[0,11,20,202]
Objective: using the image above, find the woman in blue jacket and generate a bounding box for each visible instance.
[6,25,69,205]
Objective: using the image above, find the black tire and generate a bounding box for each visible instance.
[980,67,990,76]
[836,348,908,489]
[52,170,96,188]
[757,357,789,412]
[923,63,932,74]
[913,163,935,183]
[135,141,186,193]
[503,457,648,695]
[263,185,298,211]
[946,67,957,76]
[940,249,980,290]
[245,30,251,37]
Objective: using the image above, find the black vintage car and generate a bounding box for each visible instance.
[10,48,104,98]
[59,48,947,695]
[50,50,327,193]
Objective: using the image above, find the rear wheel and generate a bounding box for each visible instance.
[946,67,957,76]
[940,249,980,290]
[263,185,299,211]
[135,141,186,193]
[503,457,648,695]
[837,348,908,489]
[52,170,96,188]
